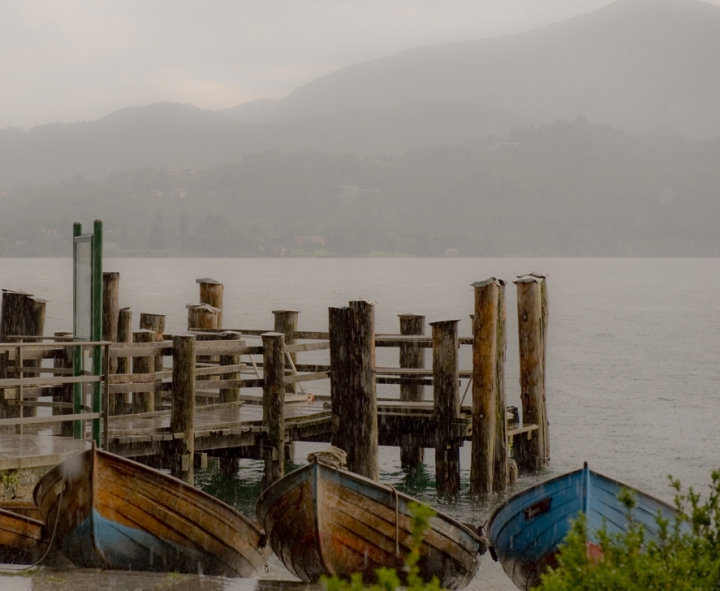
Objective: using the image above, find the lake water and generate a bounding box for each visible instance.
[1,257,720,591]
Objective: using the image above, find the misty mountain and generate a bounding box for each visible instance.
[252,0,720,137]
[0,100,523,187]
[2,0,720,188]
[3,120,720,258]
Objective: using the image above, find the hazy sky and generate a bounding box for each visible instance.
[2,0,718,128]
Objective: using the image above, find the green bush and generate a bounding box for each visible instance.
[536,471,720,591]
[321,501,445,591]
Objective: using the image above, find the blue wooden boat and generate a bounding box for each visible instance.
[488,463,680,590]
[256,455,486,589]
[34,445,270,576]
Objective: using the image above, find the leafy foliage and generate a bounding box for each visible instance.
[536,472,720,591]
[321,501,446,591]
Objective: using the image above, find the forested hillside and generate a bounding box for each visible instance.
[2,120,719,257]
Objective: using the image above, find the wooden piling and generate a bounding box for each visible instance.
[470,280,498,496]
[131,330,155,414]
[54,332,74,436]
[398,314,425,470]
[273,310,299,395]
[170,334,196,484]
[115,307,132,413]
[346,301,378,481]
[494,280,509,492]
[140,313,166,408]
[102,272,120,373]
[431,319,461,498]
[187,304,219,331]
[329,306,350,452]
[219,331,242,404]
[262,332,285,489]
[515,276,549,471]
[197,278,224,329]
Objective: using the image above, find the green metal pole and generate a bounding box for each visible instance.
[73,221,83,440]
[92,219,103,446]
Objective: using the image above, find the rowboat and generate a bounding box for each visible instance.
[0,504,46,564]
[487,463,680,590]
[256,453,486,589]
[34,444,270,576]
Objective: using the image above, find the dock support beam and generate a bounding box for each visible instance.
[398,314,425,471]
[102,272,120,374]
[274,310,299,395]
[115,307,132,413]
[470,279,498,495]
[494,280,509,492]
[171,334,195,484]
[197,278,224,329]
[140,313,166,408]
[347,301,378,481]
[132,330,155,413]
[262,332,285,489]
[432,319,461,498]
[329,306,350,452]
[219,331,243,474]
[515,276,549,472]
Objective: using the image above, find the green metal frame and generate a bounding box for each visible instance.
[72,220,103,445]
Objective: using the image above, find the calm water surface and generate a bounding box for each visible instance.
[1,257,719,590]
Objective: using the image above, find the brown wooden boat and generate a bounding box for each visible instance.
[34,444,270,576]
[0,500,43,522]
[256,455,486,589]
[0,504,46,564]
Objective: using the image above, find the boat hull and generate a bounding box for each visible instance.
[488,466,680,590]
[34,447,269,576]
[256,461,484,589]
[0,506,46,564]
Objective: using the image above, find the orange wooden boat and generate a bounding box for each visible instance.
[0,504,46,564]
[256,455,486,589]
[34,445,270,576]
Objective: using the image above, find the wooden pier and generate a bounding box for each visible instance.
[0,275,549,497]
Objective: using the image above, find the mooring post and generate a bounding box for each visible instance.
[470,279,499,496]
[398,314,425,470]
[170,334,196,484]
[54,331,74,436]
[132,329,155,413]
[187,304,220,331]
[329,306,350,451]
[262,332,285,489]
[494,280,509,492]
[114,307,132,414]
[197,278,224,329]
[140,313,166,408]
[273,310,299,395]
[102,272,120,374]
[346,301,378,481]
[515,276,549,472]
[218,333,243,473]
[432,319,461,498]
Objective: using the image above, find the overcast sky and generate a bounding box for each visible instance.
[2,0,718,128]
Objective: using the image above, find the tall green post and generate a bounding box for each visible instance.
[73,222,83,439]
[92,219,103,446]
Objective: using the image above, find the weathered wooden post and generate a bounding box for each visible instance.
[0,290,46,418]
[432,319,461,498]
[262,332,285,489]
[197,278,224,329]
[494,280,509,492]
[102,272,120,373]
[170,334,196,484]
[398,314,425,470]
[54,332,74,436]
[273,309,299,395]
[140,313,166,408]
[329,306,350,452]
[345,301,378,480]
[187,304,219,331]
[132,330,155,413]
[470,279,499,496]
[217,331,243,474]
[515,276,549,472]
[114,307,132,414]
